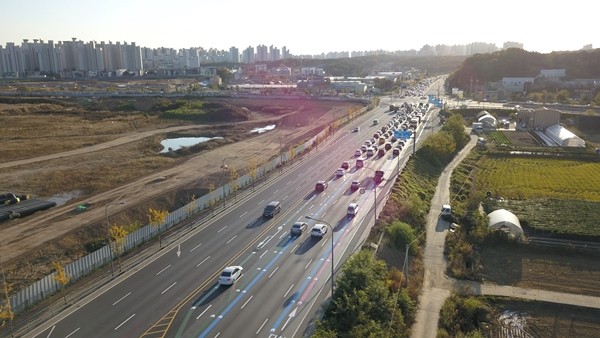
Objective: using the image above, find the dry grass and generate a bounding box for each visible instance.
[0,95,364,299]
[0,139,177,197]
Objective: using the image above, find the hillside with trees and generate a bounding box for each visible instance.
[266,54,467,77]
[446,48,600,90]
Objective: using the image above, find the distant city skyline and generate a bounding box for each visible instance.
[0,0,596,55]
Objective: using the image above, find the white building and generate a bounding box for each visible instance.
[545,124,585,147]
[488,209,524,238]
[502,77,535,92]
[476,110,497,128]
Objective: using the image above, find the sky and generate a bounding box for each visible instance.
[1,0,597,55]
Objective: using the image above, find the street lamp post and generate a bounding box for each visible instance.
[220,156,236,209]
[279,136,283,173]
[105,201,125,278]
[305,215,334,297]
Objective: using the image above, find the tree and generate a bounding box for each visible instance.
[247,160,258,191]
[288,147,296,164]
[52,261,71,304]
[109,224,129,270]
[556,89,571,103]
[593,92,600,106]
[186,194,196,218]
[228,167,240,202]
[385,221,418,254]
[421,132,456,164]
[207,183,216,213]
[216,67,232,84]
[441,113,469,149]
[0,258,13,328]
[148,208,169,247]
[373,77,394,92]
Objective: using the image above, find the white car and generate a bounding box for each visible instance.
[311,224,328,238]
[347,203,359,217]
[336,168,346,176]
[218,266,243,286]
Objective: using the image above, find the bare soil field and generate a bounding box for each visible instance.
[486,297,600,337]
[0,96,364,294]
[480,244,600,297]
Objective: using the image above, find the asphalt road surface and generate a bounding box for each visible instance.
[23,96,435,338]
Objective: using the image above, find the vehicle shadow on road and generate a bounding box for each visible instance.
[294,237,320,255]
[192,284,227,307]
[333,217,349,232]
[246,217,268,229]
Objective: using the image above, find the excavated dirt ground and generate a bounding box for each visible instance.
[0,97,363,294]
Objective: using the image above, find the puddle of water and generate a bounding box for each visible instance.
[250,125,276,134]
[48,190,83,206]
[160,137,222,153]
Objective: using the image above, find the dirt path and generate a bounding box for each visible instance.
[410,134,478,338]
[411,133,600,337]
[0,125,200,169]
[0,110,328,264]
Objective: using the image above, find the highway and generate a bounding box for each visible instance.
[26,88,439,338]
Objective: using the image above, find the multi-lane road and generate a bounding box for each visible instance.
[25,89,439,338]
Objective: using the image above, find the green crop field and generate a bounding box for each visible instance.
[475,157,600,201]
[488,131,511,145]
[472,157,600,236]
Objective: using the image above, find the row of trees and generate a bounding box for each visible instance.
[0,207,171,330]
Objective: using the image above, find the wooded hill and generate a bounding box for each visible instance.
[446,48,600,90]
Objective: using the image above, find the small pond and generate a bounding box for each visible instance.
[160,136,223,153]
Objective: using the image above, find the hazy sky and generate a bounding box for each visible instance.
[1,0,596,55]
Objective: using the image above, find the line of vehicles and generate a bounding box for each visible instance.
[217,101,427,289]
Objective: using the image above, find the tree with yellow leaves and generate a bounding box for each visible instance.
[52,261,71,304]
[247,160,258,191]
[109,224,129,271]
[148,208,169,248]
[186,194,196,218]
[207,183,216,214]
[0,254,13,329]
[229,166,240,202]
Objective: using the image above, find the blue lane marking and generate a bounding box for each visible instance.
[270,225,344,332]
[198,236,294,338]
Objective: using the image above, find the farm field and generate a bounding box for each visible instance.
[492,198,600,237]
[472,156,600,236]
[474,157,600,201]
[480,244,600,297]
[485,297,600,337]
[487,130,511,145]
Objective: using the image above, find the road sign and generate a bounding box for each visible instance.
[394,130,412,139]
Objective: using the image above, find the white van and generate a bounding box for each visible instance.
[347,203,359,217]
[441,204,452,221]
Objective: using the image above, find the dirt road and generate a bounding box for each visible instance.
[0,101,354,268]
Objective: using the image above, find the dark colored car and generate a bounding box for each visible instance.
[315,181,328,192]
[290,221,308,236]
[263,201,281,217]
